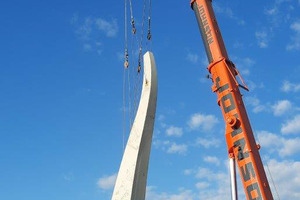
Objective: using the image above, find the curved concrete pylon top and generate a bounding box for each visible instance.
[112,51,158,200]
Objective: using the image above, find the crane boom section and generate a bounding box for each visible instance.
[191,1,274,200]
[192,0,228,63]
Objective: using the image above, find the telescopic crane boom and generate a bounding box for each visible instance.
[190,0,274,199]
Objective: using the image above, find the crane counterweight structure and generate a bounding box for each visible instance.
[191,0,274,199]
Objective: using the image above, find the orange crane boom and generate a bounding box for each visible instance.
[190,0,274,199]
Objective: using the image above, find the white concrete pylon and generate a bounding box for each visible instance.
[112,51,157,200]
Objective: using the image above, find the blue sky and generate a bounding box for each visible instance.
[1,0,300,199]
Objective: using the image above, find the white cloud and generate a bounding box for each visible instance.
[287,21,300,50]
[116,51,124,61]
[167,143,187,155]
[255,31,269,48]
[158,114,165,121]
[196,138,221,148]
[154,140,188,155]
[213,3,234,18]
[70,13,79,25]
[95,41,101,46]
[97,49,103,55]
[265,0,293,15]
[281,115,300,134]
[264,0,293,25]
[203,156,220,166]
[245,96,266,113]
[186,53,199,64]
[272,100,292,116]
[200,54,209,67]
[76,17,93,40]
[188,113,219,131]
[195,181,210,189]
[62,172,74,181]
[194,167,233,200]
[196,167,217,180]
[83,43,92,51]
[265,7,278,16]
[280,138,300,156]
[257,130,300,157]
[195,167,219,180]
[281,80,300,92]
[213,3,245,25]
[247,80,265,91]
[242,57,256,66]
[257,131,282,149]
[97,173,117,190]
[147,158,300,200]
[95,18,118,37]
[146,187,195,200]
[233,41,244,49]
[261,0,295,49]
[183,169,193,175]
[153,140,170,150]
[72,16,118,53]
[166,161,248,199]
[181,158,300,200]
[233,56,255,76]
[166,126,183,137]
[264,0,293,17]
[291,20,300,32]
[266,159,300,199]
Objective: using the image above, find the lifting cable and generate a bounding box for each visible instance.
[122,0,153,151]
[254,130,281,200]
[132,0,148,118]
[122,62,126,152]
[137,0,147,72]
[147,0,152,49]
[129,0,139,127]
[123,0,128,152]
[129,0,136,35]
[265,161,281,200]
[128,0,136,127]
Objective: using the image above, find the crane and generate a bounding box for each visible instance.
[190,0,274,199]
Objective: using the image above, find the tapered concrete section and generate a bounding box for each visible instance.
[112,51,157,200]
